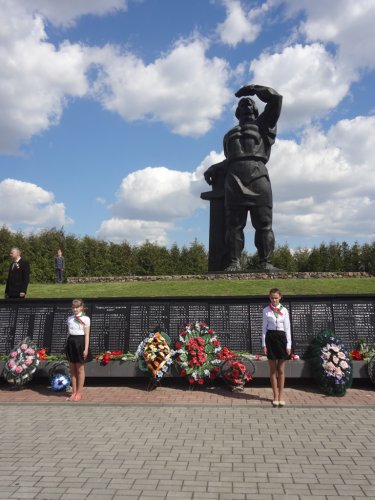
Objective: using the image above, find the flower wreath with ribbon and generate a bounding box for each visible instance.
[174,321,223,385]
[310,329,353,396]
[3,337,40,386]
[135,330,174,379]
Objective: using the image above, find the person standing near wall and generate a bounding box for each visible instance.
[5,247,30,299]
[54,248,65,283]
[262,287,291,407]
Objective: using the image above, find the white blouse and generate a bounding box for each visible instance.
[67,314,91,336]
[262,305,291,349]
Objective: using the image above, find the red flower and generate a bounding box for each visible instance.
[37,348,47,360]
[175,342,182,349]
[208,329,214,335]
[210,373,216,380]
[213,366,220,373]
[197,378,204,385]
[180,369,187,376]
[350,350,364,360]
[213,339,220,346]
[188,377,195,384]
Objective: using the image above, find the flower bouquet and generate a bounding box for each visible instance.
[95,350,135,366]
[311,329,353,396]
[3,337,40,387]
[135,330,173,384]
[220,355,254,391]
[174,321,223,385]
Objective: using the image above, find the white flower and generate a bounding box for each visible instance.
[339,360,348,370]
[338,352,346,359]
[192,372,198,380]
[331,345,339,353]
[204,369,210,377]
[214,348,221,353]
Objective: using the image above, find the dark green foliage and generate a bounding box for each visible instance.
[0,225,373,283]
[253,240,375,274]
[0,227,208,283]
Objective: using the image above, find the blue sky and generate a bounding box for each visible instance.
[0,0,374,252]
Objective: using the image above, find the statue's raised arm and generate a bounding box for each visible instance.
[235,84,282,129]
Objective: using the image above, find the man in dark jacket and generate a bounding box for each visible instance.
[5,247,30,299]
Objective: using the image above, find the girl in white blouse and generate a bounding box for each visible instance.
[65,299,92,401]
[262,288,291,407]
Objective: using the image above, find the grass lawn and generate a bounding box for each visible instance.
[1,277,374,299]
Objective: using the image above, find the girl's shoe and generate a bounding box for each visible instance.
[272,400,279,407]
[278,400,286,407]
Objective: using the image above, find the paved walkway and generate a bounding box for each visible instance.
[0,403,374,500]
[0,380,375,499]
[0,379,374,406]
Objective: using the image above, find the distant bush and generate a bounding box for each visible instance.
[0,225,373,283]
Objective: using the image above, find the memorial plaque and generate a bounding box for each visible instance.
[128,303,169,352]
[333,300,375,350]
[90,303,129,354]
[291,302,333,357]
[49,304,75,354]
[13,304,54,349]
[169,304,190,341]
[0,296,374,358]
[168,303,209,343]
[249,303,265,354]
[209,304,250,351]
[0,305,17,353]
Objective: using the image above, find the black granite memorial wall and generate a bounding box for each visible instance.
[0,295,374,358]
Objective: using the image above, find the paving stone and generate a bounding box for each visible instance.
[0,404,375,499]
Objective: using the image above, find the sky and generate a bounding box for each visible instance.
[0,0,374,253]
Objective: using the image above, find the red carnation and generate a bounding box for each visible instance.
[175,342,182,349]
[188,377,195,384]
[180,369,187,376]
[197,378,204,385]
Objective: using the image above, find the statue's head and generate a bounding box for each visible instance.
[235,97,259,120]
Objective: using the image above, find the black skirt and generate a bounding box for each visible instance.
[265,330,289,360]
[65,335,93,363]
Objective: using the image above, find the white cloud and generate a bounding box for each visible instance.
[0,1,89,153]
[89,38,232,136]
[96,218,173,245]
[97,150,225,244]
[0,179,72,228]
[283,0,375,73]
[110,151,224,221]
[216,0,268,47]
[249,43,350,130]
[15,0,128,27]
[268,115,375,240]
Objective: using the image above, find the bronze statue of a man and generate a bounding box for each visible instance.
[204,84,282,272]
